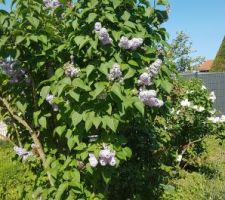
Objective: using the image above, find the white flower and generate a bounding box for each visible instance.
[209,91,216,102]
[176,110,181,115]
[192,105,205,112]
[180,99,191,107]
[94,22,102,31]
[176,155,182,162]
[0,121,7,137]
[208,117,220,123]
[201,85,207,90]
[220,115,225,123]
[209,109,216,115]
[108,63,122,81]
[88,154,98,167]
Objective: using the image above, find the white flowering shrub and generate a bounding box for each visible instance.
[0,0,183,199]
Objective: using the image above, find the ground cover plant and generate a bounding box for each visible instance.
[1,0,225,199]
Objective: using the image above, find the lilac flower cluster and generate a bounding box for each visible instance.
[108,63,123,81]
[138,59,162,87]
[0,59,26,83]
[95,22,112,45]
[43,0,60,9]
[63,62,80,78]
[137,59,164,107]
[14,146,32,161]
[138,89,164,107]
[119,36,143,50]
[0,121,7,138]
[88,146,116,168]
[46,94,59,111]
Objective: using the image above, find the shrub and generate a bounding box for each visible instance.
[0,0,224,199]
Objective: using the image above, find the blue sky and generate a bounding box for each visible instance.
[1,0,225,59]
[162,0,225,59]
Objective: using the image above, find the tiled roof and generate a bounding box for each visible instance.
[198,60,214,71]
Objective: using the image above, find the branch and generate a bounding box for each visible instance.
[0,97,54,186]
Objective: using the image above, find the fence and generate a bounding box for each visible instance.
[181,72,225,114]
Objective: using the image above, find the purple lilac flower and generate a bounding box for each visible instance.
[94,22,102,31]
[88,154,98,167]
[119,36,143,50]
[14,146,32,161]
[63,62,80,78]
[0,59,26,84]
[89,145,117,168]
[138,90,164,107]
[98,27,113,45]
[46,94,59,111]
[118,36,130,49]
[148,59,162,77]
[108,63,122,81]
[138,72,152,86]
[43,0,60,9]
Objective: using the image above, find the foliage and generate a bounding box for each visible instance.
[0,141,35,200]
[0,0,224,199]
[169,31,205,72]
[161,136,225,200]
[0,0,174,199]
[211,36,225,71]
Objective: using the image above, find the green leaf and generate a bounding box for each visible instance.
[40,86,50,99]
[72,79,90,91]
[102,170,111,184]
[72,19,78,30]
[124,68,136,80]
[123,147,132,158]
[105,13,115,22]
[39,116,47,129]
[55,182,68,200]
[15,101,27,113]
[111,83,123,100]
[121,11,130,21]
[86,65,95,78]
[92,116,101,129]
[112,0,121,9]
[71,111,83,127]
[160,80,173,93]
[85,118,93,132]
[86,13,97,24]
[33,111,41,127]
[26,16,40,29]
[74,36,89,50]
[128,60,139,67]
[15,36,25,44]
[55,68,64,79]
[69,90,80,102]
[67,135,79,151]
[90,82,105,99]
[104,116,119,132]
[54,125,66,136]
[38,35,48,44]
[134,101,145,116]
[157,0,169,5]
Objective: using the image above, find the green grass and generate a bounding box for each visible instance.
[0,141,32,200]
[162,136,225,200]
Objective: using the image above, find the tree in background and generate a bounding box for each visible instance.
[211,36,225,71]
[169,31,205,72]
